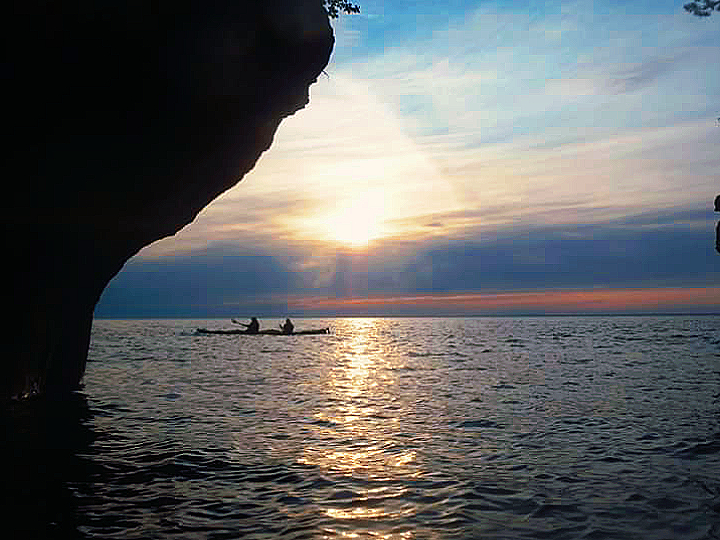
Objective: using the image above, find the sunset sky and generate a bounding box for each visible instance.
[95,0,720,317]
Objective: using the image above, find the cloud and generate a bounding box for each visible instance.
[96,204,720,317]
[95,245,304,318]
[338,0,719,144]
[137,194,324,258]
[319,203,720,299]
[102,0,720,317]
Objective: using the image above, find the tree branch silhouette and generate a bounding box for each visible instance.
[684,0,719,16]
[324,0,360,18]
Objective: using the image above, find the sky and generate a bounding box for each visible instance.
[95,0,720,317]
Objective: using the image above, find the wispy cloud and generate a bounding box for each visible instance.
[338,0,719,143]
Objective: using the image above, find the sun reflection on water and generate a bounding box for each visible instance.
[325,531,415,540]
[296,318,425,538]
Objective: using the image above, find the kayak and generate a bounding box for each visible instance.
[196,327,330,336]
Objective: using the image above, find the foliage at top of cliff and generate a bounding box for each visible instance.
[684,0,719,16]
[324,0,360,18]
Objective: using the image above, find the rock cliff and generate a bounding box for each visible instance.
[3,1,334,400]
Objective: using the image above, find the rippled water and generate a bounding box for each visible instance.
[5,316,720,539]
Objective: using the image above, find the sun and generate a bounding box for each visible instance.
[279,190,391,249]
[322,196,386,247]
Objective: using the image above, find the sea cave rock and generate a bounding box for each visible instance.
[3,0,334,400]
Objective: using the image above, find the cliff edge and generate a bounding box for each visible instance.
[3,1,334,400]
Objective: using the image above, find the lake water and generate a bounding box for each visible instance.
[5,316,720,539]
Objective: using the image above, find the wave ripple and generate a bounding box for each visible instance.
[7,316,719,539]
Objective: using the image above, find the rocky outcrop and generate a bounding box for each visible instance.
[3,1,334,400]
[715,195,720,253]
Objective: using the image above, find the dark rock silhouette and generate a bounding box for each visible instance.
[3,1,333,400]
[715,195,720,254]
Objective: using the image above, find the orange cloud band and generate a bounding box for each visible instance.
[286,287,720,313]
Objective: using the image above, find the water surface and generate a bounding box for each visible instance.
[6,316,720,539]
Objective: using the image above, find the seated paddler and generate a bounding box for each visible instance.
[280,318,295,335]
[235,317,260,334]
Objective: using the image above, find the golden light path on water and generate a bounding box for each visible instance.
[297,318,422,539]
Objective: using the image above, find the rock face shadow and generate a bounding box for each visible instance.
[2,392,96,538]
[4,1,334,400]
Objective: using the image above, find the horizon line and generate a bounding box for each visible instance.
[94,285,720,319]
